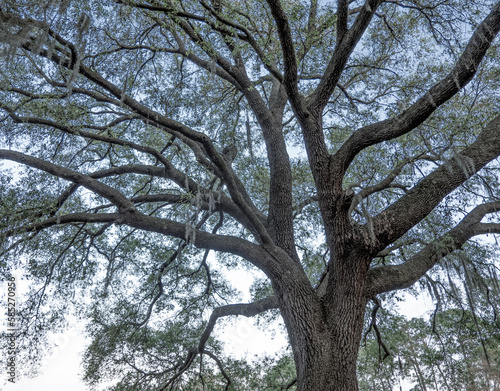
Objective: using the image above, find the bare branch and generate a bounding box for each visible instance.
[363,298,391,360]
[350,153,436,211]
[130,211,216,329]
[200,350,232,390]
[159,296,278,389]
[1,212,122,238]
[197,296,279,352]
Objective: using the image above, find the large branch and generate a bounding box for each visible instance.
[1,198,280,278]
[371,114,500,248]
[2,11,269,245]
[295,0,382,205]
[4,7,293,253]
[164,7,294,239]
[332,2,500,177]
[79,165,257,226]
[1,150,255,235]
[167,5,297,258]
[337,0,349,44]
[121,213,284,278]
[366,202,500,296]
[1,12,306,274]
[87,168,259,231]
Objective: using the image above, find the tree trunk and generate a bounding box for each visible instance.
[284,299,365,391]
[273,255,369,391]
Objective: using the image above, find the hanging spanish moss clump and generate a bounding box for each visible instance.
[445,152,476,179]
[184,182,204,247]
[184,218,195,247]
[208,191,215,214]
[0,15,34,65]
[67,13,90,95]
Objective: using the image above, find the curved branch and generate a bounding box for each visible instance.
[200,349,232,390]
[293,195,319,217]
[350,153,436,210]
[197,296,279,352]
[78,166,254,227]
[366,201,500,296]
[158,296,278,389]
[1,89,213,171]
[198,0,283,82]
[119,0,279,85]
[2,199,279,279]
[131,211,216,329]
[2,159,256,245]
[164,7,295,252]
[122,212,282,277]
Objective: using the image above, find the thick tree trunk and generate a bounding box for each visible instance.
[274,257,369,391]
[283,299,365,391]
[293,339,361,391]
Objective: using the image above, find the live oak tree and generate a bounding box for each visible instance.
[1,0,500,390]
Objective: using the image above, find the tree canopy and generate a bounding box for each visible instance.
[1,0,500,390]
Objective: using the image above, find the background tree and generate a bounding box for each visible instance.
[1,0,500,390]
[358,306,500,390]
